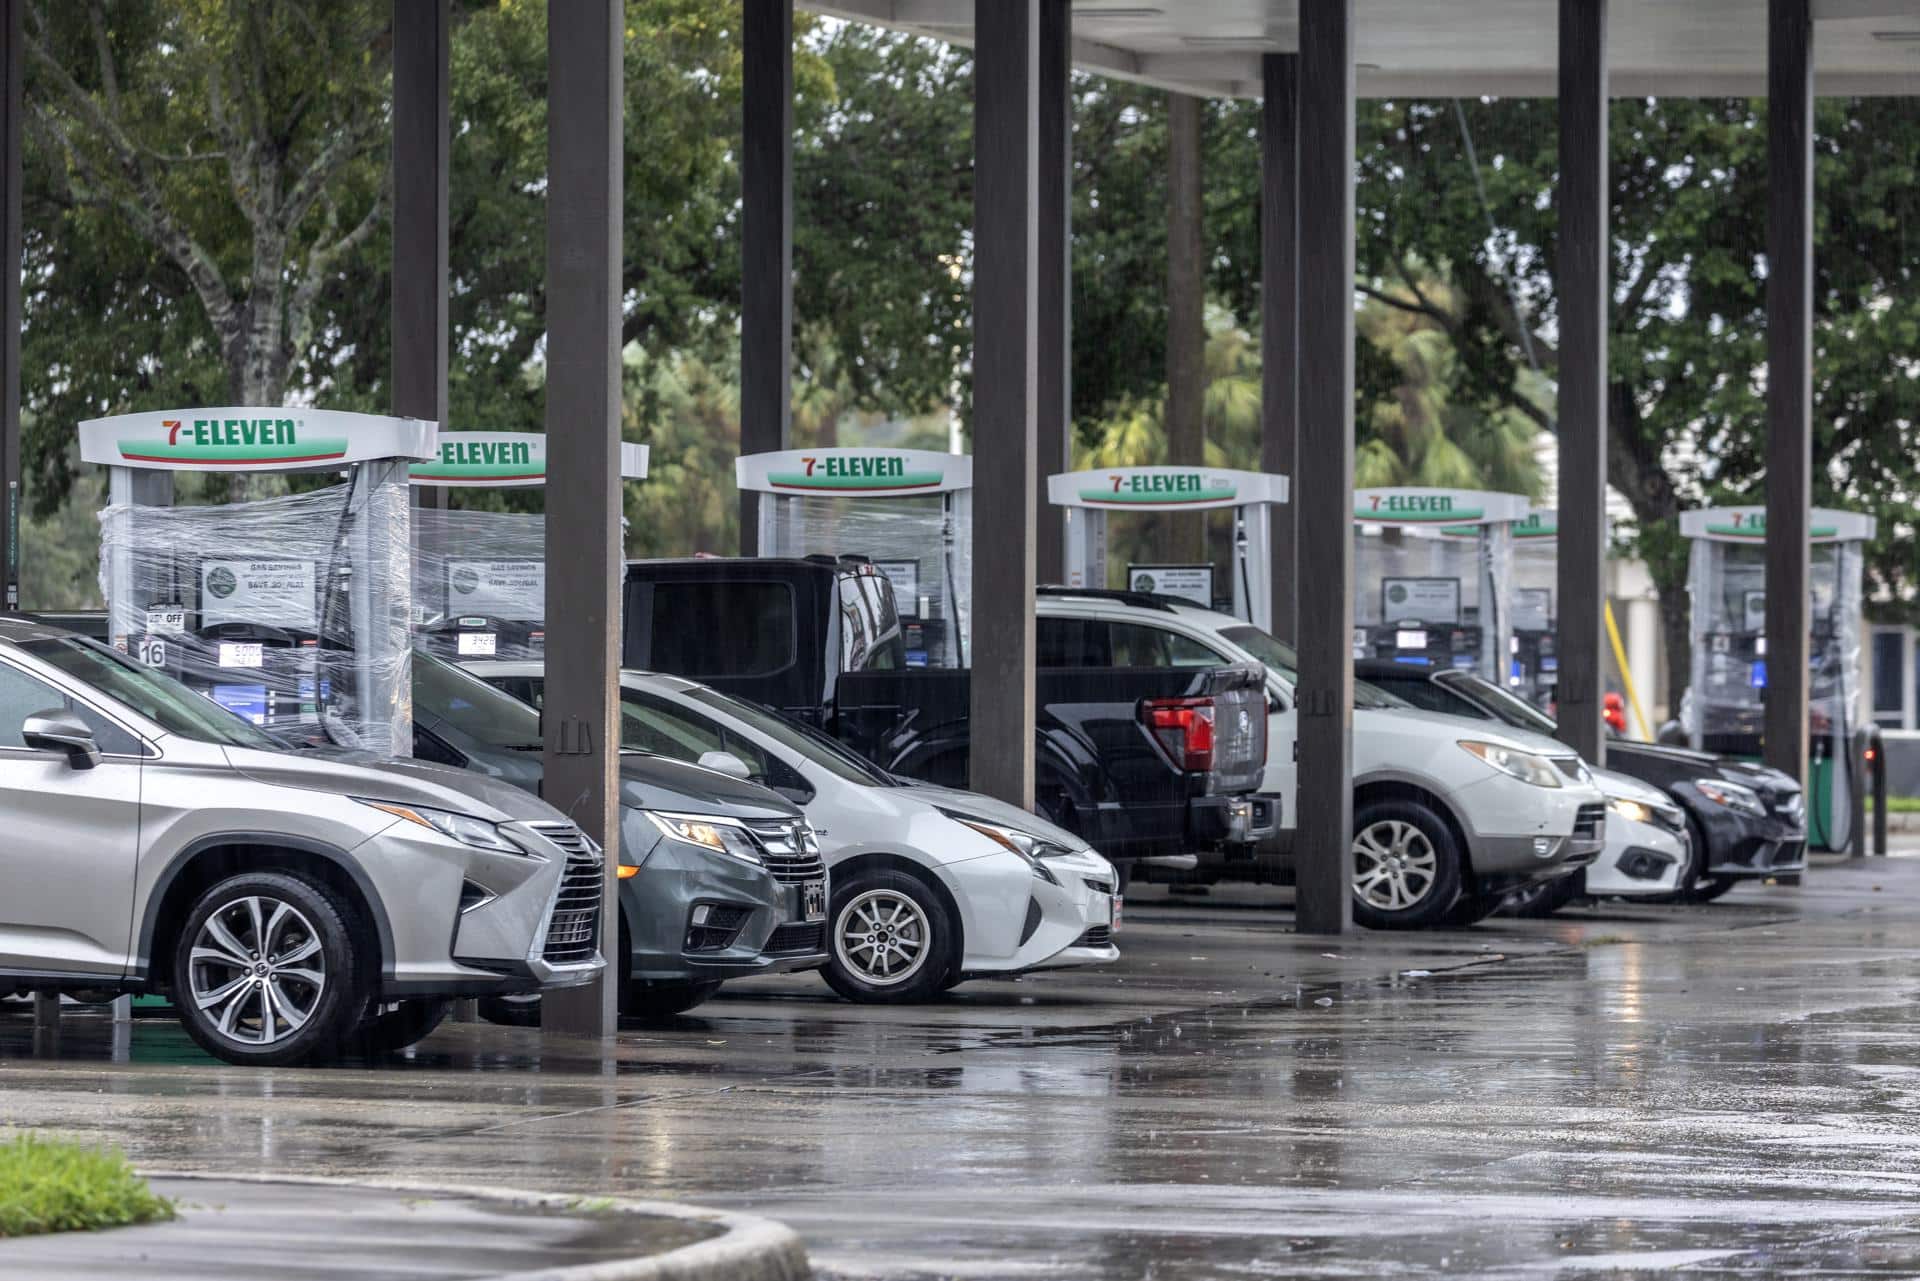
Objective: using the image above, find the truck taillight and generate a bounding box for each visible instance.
[1143,696,1216,772]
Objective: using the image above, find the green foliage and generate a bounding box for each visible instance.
[0,1135,175,1238]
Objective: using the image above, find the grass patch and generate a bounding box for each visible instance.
[0,1136,175,1238]
[1864,796,1920,814]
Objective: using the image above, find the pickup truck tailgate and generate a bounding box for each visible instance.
[1204,675,1268,796]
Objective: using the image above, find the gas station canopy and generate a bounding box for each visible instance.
[804,0,1920,99]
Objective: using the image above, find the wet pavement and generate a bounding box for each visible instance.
[6,854,1920,1278]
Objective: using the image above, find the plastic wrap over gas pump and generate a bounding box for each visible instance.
[96,474,415,756]
[412,507,550,661]
[1352,488,1530,683]
[1679,506,1875,849]
[737,449,973,668]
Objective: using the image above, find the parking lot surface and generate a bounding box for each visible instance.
[5,855,1920,1278]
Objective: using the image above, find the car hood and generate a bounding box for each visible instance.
[1356,705,1577,759]
[221,744,564,824]
[1605,739,1722,770]
[889,782,1090,850]
[1592,766,1670,807]
[616,752,803,821]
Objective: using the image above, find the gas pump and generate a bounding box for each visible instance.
[80,407,436,756]
[1044,466,1290,629]
[1352,487,1531,682]
[1679,505,1874,850]
[409,432,649,661]
[736,448,971,667]
[1510,507,1560,708]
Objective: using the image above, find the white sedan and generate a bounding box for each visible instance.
[1507,767,1688,914]
[466,661,1120,1003]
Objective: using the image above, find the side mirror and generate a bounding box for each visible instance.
[23,709,100,770]
[697,750,753,781]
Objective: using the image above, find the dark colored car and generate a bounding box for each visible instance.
[1355,660,1807,900]
[408,650,831,1020]
[623,555,1277,865]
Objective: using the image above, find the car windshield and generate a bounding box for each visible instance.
[22,636,283,749]
[1217,624,1407,708]
[680,686,894,787]
[1437,669,1559,733]
[413,650,543,748]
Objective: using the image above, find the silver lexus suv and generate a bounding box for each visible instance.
[0,618,603,1066]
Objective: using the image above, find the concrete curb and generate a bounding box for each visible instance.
[139,1171,812,1281]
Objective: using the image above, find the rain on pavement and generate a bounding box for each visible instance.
[5,854,1920,1279]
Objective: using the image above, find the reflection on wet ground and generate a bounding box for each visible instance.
[5,858,1920,1277]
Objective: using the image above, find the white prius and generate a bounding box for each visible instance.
[465,661,1121,1003]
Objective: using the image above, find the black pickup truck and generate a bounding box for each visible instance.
[623,556,1276,864]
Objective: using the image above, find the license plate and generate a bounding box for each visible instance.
[802,879,827,921]
[1111,895,1123,933]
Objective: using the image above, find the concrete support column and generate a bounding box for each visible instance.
[1260,53,1299,644]
[1556,0,1608,766]
[2,0,21,610]
[1293,0,1356,936]
[969,1,1040,810]
[1765,0,1813,786]
[541,0,623,1039]
[1626,595,1661,728]
[1035,0,1071,585]
[394,0,451,510]
[739,0,794,555]
[1165,92,1205,565]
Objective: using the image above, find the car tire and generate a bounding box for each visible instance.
[823,868,954,1003]
[171,871,368,1068]
[623,980,722,1021]
[1350,799,1465,930]
[1695,875,1741,902]
[357,999,450,1055]
[1505,871,1582,919]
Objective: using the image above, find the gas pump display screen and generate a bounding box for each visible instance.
[447,560,545,621]
[1383,577,1461,625]
[1129,564,1213,608]
[199,560,317,630]
[1512,588,1552,632]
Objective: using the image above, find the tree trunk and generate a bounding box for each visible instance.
[1604,380,1690,737]
[1164,92,1205,566]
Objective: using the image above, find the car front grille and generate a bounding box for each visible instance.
[1572,802,1606,843]
[765,922,826,955]
[743,818,829,885]
[529,823,603,965]
[1075,926,1112,947]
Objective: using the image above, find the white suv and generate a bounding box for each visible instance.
[1035,590,1607,928]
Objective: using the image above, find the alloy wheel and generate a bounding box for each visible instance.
[834,890,931,985]
[1353,820,1439,912]
[188,895,326,1045]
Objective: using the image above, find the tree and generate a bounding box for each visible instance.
[23,0,390,426]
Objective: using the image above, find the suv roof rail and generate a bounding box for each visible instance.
[1035,585,1181,613]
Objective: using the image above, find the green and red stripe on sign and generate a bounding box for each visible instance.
[118,439,350,466]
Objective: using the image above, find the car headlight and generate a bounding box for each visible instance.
[357,799,525,854]
[1695,778,1767,818]
[938,808,1067,885]
[1457,740,1563,789]
[644,811,764,865]
[1608,797,1654,825]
